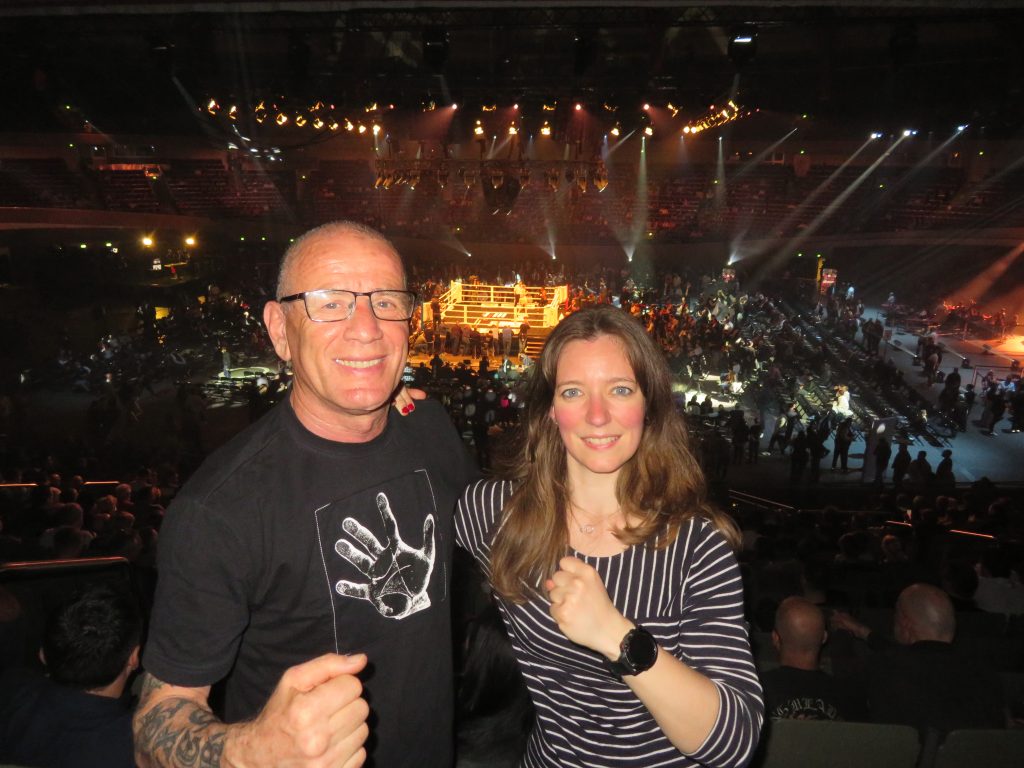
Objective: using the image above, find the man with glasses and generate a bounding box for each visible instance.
[134,221,475,768]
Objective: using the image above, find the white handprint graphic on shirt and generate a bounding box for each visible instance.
[334,492,435,619]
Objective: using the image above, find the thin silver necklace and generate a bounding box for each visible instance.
[571,507,620,535]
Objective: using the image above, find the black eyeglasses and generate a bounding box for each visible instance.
[278,289,417,322]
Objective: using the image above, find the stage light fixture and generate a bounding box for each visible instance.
[474,121,484,136]
[575,103,582,111]
[372,123,382,136]
[357,124,367,134]
[728,25,758,67]
[141,236,154,247]
[206,99,220,115]
[437,168,449,188]
[644,126,654,137]
[227,105,238,120]
[508,124,518,135]
[957,124,968,132]
[870,132,882,139]
[540,122,552,136]
[345,120,355,131]
[610,124,620,136]
[184,236,196,247]
[295,114,308,127]
[275,113,288,126]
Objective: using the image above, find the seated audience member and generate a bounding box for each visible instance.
[0,584,142,768]
[831,583,1006,734]
[974,547,1024,616]
[760,597,864,721]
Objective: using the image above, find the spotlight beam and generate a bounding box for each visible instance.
[776,134,909,256]
[727,128,798,184]
[847,128,965,230]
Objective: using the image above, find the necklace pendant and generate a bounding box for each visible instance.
[579,523,596,535]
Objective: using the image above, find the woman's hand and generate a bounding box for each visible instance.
[545,556,634,660]
[392,386,427,416]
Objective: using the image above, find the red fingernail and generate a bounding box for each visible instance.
[402,404,411,414]
[408,403,416,412]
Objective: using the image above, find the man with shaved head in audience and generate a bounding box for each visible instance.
[760,597,864,721]
[832,583,1007,734]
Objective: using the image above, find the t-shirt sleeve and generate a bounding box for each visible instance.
[142,495,254,688]
[454,479,509,574]
[677,521,765,768]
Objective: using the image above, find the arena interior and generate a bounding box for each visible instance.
[1,2,1024,766]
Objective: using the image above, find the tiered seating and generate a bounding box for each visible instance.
[0,158,92,208]
[308,160,376,224]
[234,170,294,219]
[163,158,232,217]
[95,169,161,213]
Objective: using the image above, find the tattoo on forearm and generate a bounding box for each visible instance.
[134,682,227,768]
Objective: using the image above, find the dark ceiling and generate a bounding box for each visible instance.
[1,2,1023,141]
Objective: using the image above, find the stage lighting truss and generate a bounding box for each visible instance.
[682,99,749,135]
[372,158,610,201]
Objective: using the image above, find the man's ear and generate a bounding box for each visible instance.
[263,300,291,363]
[127,645,140,672]
[38,648,46,667]
[771,629,781,652]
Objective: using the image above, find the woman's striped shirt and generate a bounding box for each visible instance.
[455,479,764,768]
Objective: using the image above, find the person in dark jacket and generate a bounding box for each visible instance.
[831,584,1006,735]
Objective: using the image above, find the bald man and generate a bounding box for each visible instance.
[136,222,476,768]
[760,597,863,720]
[832,583,1006,733]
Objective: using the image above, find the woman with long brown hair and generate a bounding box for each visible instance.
[455,304,763,767]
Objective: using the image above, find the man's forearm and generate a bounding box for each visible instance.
[133,675,228,768]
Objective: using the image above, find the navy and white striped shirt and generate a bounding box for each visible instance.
[456,479,764,768]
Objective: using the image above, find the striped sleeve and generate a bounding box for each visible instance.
[679,521,764,768]
[454,478,512,577]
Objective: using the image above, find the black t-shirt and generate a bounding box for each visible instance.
[760,665,865,721]
[144,397,476,768]
[867,640,1005,734]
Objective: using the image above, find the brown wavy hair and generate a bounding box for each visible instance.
[490,304,740,603]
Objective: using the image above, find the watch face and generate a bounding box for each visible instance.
[625,627,658,671]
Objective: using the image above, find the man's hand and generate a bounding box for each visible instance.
[226,653,369,768]
[335,493,436,619]
[134,654,369,768]
[545,556,633,661]
[829,609,871,640]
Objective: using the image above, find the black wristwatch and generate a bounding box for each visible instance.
[606,625,658,677]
